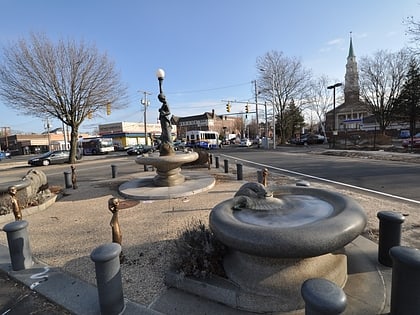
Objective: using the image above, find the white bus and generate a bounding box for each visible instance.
[185,130,220,149]
[78,137,114,155]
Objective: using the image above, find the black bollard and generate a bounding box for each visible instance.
[215,156,220,168]
[91,243,125,315]
[377,211,405,267]
[209,154,213,165]
[301,278,347,315]
[3,220,33,271]
[237,163,243,180]
[389,246,420,314]
[64,171,72,188]
[224,159,229,173]
[257,170,263,184]
[111,165,118,178]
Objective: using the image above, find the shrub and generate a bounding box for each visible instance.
[173,219,226,279]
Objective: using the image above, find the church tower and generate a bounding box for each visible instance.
[344,35,360,103]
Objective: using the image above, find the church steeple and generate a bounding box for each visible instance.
[344,33,360,103]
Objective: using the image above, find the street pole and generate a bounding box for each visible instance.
[327,83,342,149]
[140,91,151,146]
[272,73,276,150]
[254,80,260,148]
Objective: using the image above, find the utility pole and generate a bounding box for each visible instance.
[140,91,152,146]
[254,80,260,148]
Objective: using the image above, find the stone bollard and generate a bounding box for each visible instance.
[111,165,118,178]
[224,159,229,173]
[377,211,405,267]
[237,163,243,180]
[215,156,220,168]
[91,243,125,315]
[64,171,72,189]
[389,246,420,314]
[3,220,33,271]
[301,278,347,315]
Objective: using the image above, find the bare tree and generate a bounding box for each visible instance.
[0,33,128,163]
[307,75,341,140]
[359,49,411,134]
[256,51,312,144]
[404,15,420,55]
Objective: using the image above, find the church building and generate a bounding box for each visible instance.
[326,37,369,132]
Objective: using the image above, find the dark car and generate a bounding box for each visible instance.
[294,134,325,145]
[28,150,70,166]
[127,144,155,155]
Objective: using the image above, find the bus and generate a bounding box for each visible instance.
[185,130,220,149]
[78,137,114,155]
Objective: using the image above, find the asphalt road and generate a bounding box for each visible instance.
[219,146,420,203]
[2,146,419,204]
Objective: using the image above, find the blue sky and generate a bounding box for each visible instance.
[0,0,418,133]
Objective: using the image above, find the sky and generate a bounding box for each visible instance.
[0,0,419,134]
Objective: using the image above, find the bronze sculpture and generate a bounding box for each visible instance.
[8,186,22,221]
[262,168,269,187]
[157,69,175,156]
[108,197,124,263]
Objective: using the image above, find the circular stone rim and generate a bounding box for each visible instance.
[209,186,367,258]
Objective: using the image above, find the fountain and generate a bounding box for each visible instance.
[119,69,214,200]
[207,182,367,313]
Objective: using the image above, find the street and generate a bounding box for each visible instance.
[1,146,419,204]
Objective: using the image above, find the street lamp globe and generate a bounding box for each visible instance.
[156,68,165,80]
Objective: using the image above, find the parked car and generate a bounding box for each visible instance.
[399,130,411,139]
[127,144,155,155]
[239,138,252,147]
[28,150,70,166]
[173,140,186,151]
[402,133,420,148]
[293,134,325,145]
[0,151,11,161]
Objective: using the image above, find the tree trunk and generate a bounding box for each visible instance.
[69,127,80,164]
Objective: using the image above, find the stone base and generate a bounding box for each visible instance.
[154,167,184,187]
[223,249,347,312]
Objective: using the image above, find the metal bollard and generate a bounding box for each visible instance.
[111,165,118,178]
[143,164,148,172]
[301,278,347,315]
[377,211,405,267]
[215,156,220,168]
[3,220,33,271]
[237,163,243,180]
[257,170,263,184]
[64,171,72,188]
[209,154,213,165]
[389,246,420,314]
[91,243,125,315]
[224,159,229,173]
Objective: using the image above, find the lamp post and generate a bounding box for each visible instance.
[140,91,151,146]
[259,68,276,149]
[327,82,342,149]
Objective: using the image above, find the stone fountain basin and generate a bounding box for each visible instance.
[209,185,367,258]
[135,151,199,171]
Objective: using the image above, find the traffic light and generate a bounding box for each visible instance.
[106,102,111,115]
[245,103,249,113]
[226,102,231,112]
